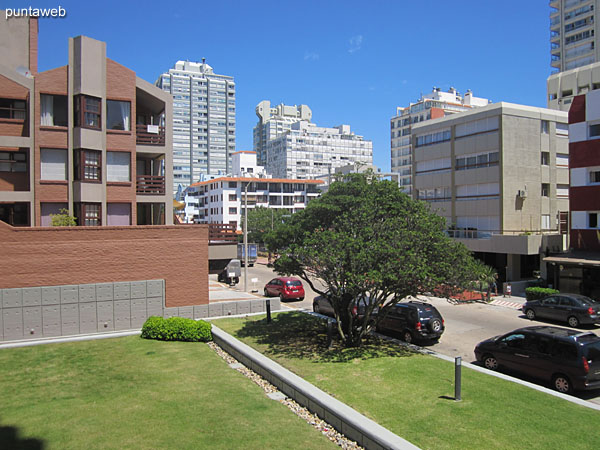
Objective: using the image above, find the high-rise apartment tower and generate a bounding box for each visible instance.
[156,60,235,195]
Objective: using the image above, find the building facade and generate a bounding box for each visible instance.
[0,16,173,227]
[156,60,235,195]
[543,91,600,297]
[547,61,600,111]
[183,151,321,228]
[412,103,569,284]
[550,0,599,73]
[253,101,312,166]
[391,87,488,193]
[264,120,372,180]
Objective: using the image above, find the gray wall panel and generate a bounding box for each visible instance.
[97,301,114,331]
[23,306,42,338]
[42,305,61,336]
[147,297,163,317]
[2,288,22,308]
[61,304,80,335]
[194,304,208,319]
[79,284,96,303]
[236,302,251,315]
[222,302,237,316]
[60,285,79,304]
[131,298,147,328]
[146,280,163,298]
[178,306,193,319]
[42,287,60,305]
[130,282,146,299]
[22,287,42,306]
[3,308,23,339]
[113,282,130,300]
[114,300,131,331]
[209,303,223,317]
[79,302,97,334]
[164,307,178,318]
[96,283,113,301]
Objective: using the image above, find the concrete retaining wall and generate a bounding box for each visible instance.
[1,281,275,342]
[212,325,419,450]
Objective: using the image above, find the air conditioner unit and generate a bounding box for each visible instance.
[518,190,528,198]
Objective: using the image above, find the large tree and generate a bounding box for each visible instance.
[245,207,290,245]
[266,172,482,347]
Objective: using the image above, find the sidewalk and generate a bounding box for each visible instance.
[489,295,526,310]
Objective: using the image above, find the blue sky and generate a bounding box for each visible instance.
[8,0,551,171]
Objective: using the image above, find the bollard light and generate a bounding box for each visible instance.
[455,356,462,401]
[266,299,271,323]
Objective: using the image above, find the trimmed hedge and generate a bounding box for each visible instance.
[141,316,212,342]
[525,287,559,301]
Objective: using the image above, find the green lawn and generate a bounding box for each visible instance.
[213,311,600,450]
[0,335,334,450]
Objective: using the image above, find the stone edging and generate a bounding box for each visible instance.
[211,325,420,450]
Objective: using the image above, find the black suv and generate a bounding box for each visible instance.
[475,326,600,393]
[376,300,444,344]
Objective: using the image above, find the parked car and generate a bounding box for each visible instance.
[312,294,377,319]
[263,277,305,301]
[376,300,445,344]
[474,326,600,393]
[523,293,600,328]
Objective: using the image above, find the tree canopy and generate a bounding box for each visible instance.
[266,172,482,347]
[245,207,290,244]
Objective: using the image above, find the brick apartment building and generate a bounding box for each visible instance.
[544,91,600,298]
[0,15,173,227]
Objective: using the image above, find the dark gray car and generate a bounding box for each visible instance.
[523,294,600,328]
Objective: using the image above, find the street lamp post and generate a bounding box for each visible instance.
[243,180,249,292]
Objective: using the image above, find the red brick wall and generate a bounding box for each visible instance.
[0,74,30,137]
[572,229,600,252]
[0,221,209,307]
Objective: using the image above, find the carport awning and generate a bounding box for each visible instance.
[543,253,600,267]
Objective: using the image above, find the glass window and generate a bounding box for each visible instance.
[541,152,550,165]
[0,98,26,119]
[77,203,101,226]
[589,124,600,138]
[106,100,131,131]
[590,212,598,228]
[74,95,101,129]
[74,149,101,182]
[0,151,28,173]
[40,94,68,126]
[106,151,130,182]
[541,183,550,197]
[590,171,600,183]
[40,149,66,180]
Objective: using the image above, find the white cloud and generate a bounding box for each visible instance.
[304,51,319,61]
[348,35,363,53]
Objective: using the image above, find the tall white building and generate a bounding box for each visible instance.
[550,0,599,73]
[156,60,236,195]
[265,121,372,180]
[182,151,321,228]
[253,101,312,166]
[391,87,489,193]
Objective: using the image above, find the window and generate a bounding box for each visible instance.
[106,203,130,226]
[541,152,550,165]
[590,170,600,183]
[40,149,67,180]
[106,100,130,131]
[455,116,499,138]
[40,203,68,226]
[74,95,101,129]
[77,203,101,226]
[229,194,236,201]
[40,94,68,126]
[229,207,237,214]
[106,151,130,182]
[0,151,27,173]
[541,214,551,230]
[541,120,549,134]
[590,124,600,138]
[541,183,550,197]
[557,184,569,198]
[0,98,26,119]
[74,150,101,182]
[229,181,237,188]
[590,212,598,228]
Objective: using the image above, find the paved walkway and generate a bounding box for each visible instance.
[489,296,526,310]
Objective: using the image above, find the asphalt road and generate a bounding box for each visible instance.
[234,263,600,403]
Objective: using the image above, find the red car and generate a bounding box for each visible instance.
[264,277,305,301]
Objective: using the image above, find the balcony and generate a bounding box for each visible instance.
[136,175,165,195]
[136,124,165,146]
[208,223,237,244]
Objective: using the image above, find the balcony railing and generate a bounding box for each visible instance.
[136,175,165,195]
[208,223,237,244]
[136,124,165,146]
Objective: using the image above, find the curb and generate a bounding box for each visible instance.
[212,324,420,450]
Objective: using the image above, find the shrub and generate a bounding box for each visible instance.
[525,287,559,301]
[141,316,212,342]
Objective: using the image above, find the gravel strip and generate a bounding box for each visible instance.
[208,341,363,449]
